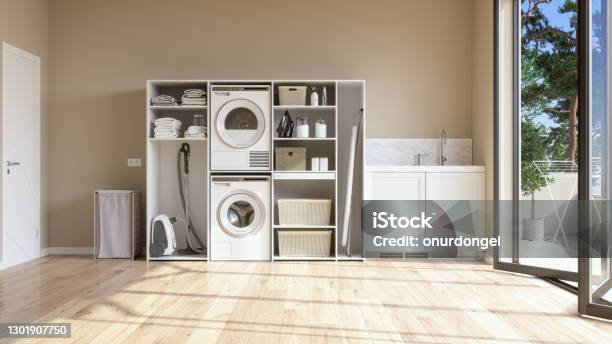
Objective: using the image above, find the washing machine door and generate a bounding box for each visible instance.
[216,99,265,148]
[217,190,265,238]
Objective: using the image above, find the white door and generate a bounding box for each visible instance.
[1,43,41,269]
[216,99,265,148]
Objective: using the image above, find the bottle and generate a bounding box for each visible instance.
[322,86,328,106]
[310,87,319,106]
[296,117,310,138]
[315,118,327,138]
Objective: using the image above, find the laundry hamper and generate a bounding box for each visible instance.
[277,199,332,225]
[277,230,332,257]
[94,190,142,259]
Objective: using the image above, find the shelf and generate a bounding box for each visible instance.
[274,225,336,229]
[273,105,336,111]
[273,255,336,261]
[273,171,335,180]
[274,137,335,141]
[148,105,207,111]
[148,254,207,261]
[149,138,207,141]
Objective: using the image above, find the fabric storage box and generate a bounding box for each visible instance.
[277,199,332,225]
[277,230,332,257]
[278,86,307,106]
[94,190,142,259]
[275,147,306,171]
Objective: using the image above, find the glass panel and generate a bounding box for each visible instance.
[227,200,255,228]
[519,0,578,271]
[225,107,258,130]
[590,0,612,307]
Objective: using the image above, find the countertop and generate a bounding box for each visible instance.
[365,165,486,173]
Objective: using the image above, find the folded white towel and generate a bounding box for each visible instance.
[181,97,207,106]
[183,89,206,97]
[185,133,206,138]
[151,95,177,106]
[154,127,181,134]
[154,118,182,127]
[186,126,207,134]
[154,133,179,138]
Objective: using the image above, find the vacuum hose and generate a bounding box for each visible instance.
[177,143,205,253]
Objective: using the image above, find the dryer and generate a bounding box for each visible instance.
[211,175,270,260]
[210,85,271,171]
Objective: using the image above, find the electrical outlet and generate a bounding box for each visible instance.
[127,158,142,167]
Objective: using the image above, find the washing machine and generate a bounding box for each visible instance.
[211,175,270,260]
[210,85,271,171]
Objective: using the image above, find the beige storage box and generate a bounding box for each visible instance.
[275,147,306,171]
[277,198,332,225]
[277,230,332,257]
[278,86,307,106]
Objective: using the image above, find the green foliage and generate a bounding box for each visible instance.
[521,0,578,162]
[519,0,577,198]
[521,117,550,197]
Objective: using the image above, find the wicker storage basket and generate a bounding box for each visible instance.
[278,230,332,257]
[277,199,332,225]
[275,147,306,171]
[278,86,307,106]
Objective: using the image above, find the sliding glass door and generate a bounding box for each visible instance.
[579,0,612,318]
[496,0,612,320]
[495,0,579,282]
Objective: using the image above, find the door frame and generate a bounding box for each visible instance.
[1,42,42,268]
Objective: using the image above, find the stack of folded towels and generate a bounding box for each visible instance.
[151,95,178,106]
[181,89,207,106]
[184,126,208,139]
[153,117,182,138]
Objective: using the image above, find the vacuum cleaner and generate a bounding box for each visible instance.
[150,143,206,257]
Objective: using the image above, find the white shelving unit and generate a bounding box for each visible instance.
[145,80,365,262]
[270,81,365,261]
[146,80,209,261]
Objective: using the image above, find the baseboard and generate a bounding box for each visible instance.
[41,247,94,256]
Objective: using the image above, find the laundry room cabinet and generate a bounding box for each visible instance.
[146,80,210,261]
[146,80,365,262]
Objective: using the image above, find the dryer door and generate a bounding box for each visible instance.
[217,190,265,238]
[216,99,265,148]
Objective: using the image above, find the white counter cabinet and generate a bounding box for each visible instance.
[364,166,485,201]
[364,172,425,200]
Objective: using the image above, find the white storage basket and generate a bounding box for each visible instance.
[278,230,332,257]
[277,199,332,225]
[278,86,307,106]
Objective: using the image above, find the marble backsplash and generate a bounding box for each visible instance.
[366,138,473,166]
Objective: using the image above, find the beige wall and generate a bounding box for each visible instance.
[472,0,493,202]
[48,0,476,247]
[471,0,494,240]
[0,0,49,254]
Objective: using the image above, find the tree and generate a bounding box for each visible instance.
[521,116,551,217]
[521,0,578,162]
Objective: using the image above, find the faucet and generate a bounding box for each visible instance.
[440,129,448,165]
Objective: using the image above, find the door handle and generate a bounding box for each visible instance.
[6,161,21,167]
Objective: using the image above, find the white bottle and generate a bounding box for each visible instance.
[311,157,320,171]
[315,119,327,138]
[310,87,319,106]
[319,157,329,171]
[296,117,309,138]
[322,86,328,106]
